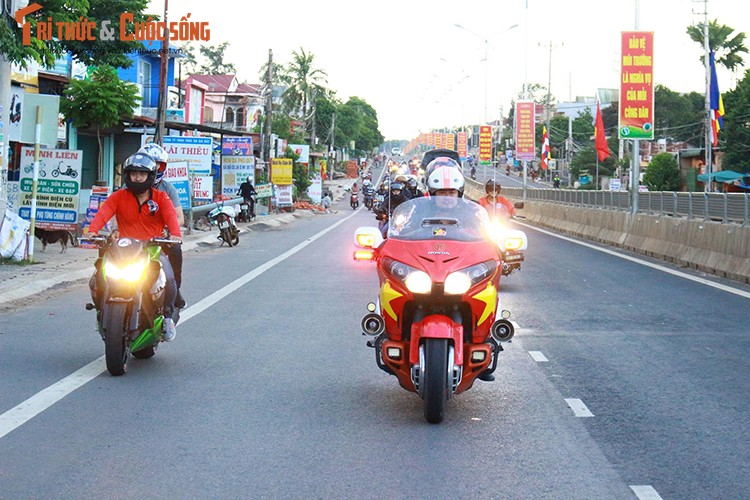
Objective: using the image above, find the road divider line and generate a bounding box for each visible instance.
[528,351,548,362]
[629,485,663,499]
[517,222,750,300]
[564,398,595,417]
[0,211,360,441]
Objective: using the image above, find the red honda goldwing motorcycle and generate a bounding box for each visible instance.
[354,197,516,423]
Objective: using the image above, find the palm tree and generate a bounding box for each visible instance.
[687,20,748,71]
[280,47,328,119]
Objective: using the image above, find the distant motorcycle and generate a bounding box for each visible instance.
[350,192,359,209]
[208,203,240,246]
[470,167,477,180]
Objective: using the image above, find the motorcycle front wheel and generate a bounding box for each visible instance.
[231,230,239,246]
[423,338,449,424]
[52,169,59,178]
[104,303,129,376]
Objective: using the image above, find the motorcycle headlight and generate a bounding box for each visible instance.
[383,258,432,294]
[445,260,497,295]
[104,258,149,283]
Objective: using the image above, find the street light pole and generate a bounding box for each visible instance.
[454,23,518,126]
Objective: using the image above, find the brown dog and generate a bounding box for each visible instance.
[34,227,77,253]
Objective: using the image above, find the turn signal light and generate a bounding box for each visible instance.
[357,233,377,247]
[353,250,375,261]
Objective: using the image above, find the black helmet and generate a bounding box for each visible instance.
[123,152,157,195]
[485,179,501,195]
[390,182,404,192]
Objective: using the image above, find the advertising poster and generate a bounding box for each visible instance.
[221,137,255,197]
[478,126,493,163]
[18,147,82,231]
[222,137,253,156]
[271,158,293,185]
[192,176,213,202]
[515,101,535,161]
[289,144,310,164]
[255,183,272,199]
[619,31,655,140]
[164,136,213,175]
[162,161,191,209]
[274,184,293,207]
[80,185,111,248]
[307,174,322,204]
[8,85,23,143]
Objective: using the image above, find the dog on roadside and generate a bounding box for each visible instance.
[34,227,78,253]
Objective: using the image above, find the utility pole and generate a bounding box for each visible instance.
[630,0,641,214]
[263,49,273,167]
[703,0,712,193]
[0,54,11,220]
[154,0,170,144]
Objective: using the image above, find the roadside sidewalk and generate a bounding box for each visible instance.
[0,177,358,306]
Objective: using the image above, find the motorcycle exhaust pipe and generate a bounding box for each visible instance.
[361,313,384,336]
[490,319,514,342]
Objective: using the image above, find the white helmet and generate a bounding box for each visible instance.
[426,165,465,196]
[138,143,169,184]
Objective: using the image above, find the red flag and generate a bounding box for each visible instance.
[540,126,550,170]
[595,101,610,162]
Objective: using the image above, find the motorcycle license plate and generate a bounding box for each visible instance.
[219,221,230,229]
[240,204,249,210]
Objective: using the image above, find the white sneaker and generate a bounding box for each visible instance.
[162,318,177,342]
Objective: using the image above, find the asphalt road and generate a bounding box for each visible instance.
[1,191,749,499]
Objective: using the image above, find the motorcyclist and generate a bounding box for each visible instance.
[405,177,424,199]
[553,175,561,189]
[362,179,376,207]
[236,176,258,219]
[479,179,517,220]
[374,181,409,238]
[85,152,182,341]
[470,165,477,180]
[138,143,186,309]
[425,160,495,382]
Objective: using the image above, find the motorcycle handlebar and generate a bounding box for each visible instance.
[78,235,182,247]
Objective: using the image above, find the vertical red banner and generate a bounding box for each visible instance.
[445,133,455,151]
[479,126,493,162]
[436,133,445,149]
[515,101,535,161]
[457,132,468,159]
[619,31,654,139]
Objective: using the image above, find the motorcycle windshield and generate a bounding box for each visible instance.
[388,197,490,242]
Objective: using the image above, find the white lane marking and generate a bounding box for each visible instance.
[528,351,548,362]
[630,485,663,499]
[565,398,595,417]
[0,211,360,441]
[516,221,750,300]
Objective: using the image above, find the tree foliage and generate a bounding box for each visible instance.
[198,42,236,74]
[0,0,151,69]
[60,65,141,180]
[718,68,750,173]
[279,47,328,119]
[653,85,704,143]
[643,153,681,191]
[687,20,748,71]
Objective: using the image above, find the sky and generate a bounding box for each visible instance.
[149,0,750,141]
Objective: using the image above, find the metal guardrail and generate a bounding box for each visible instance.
[502,188,750,225]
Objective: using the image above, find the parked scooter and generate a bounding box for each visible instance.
[353,197,517,423]
[82,235,182,376]
[208,203,240,246]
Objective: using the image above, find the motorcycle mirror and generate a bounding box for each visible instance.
[514,201,525,209]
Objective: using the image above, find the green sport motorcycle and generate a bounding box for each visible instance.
[83,235,181,376]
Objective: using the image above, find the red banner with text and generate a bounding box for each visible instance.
[515,101,535,161]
